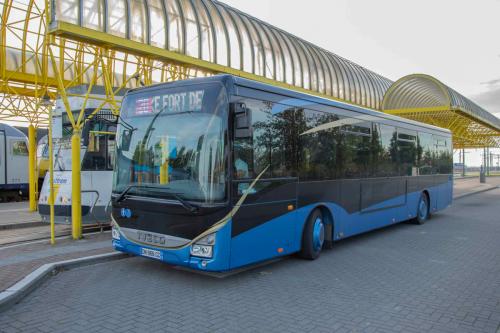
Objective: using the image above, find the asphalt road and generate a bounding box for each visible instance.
[1,189,500,333]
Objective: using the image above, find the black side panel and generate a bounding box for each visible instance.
[231,178,297,237]
[340,180,361,214]
[298,180,341,208]
[420,175,436,189]
[231,203,291,237]
[297,175,450,216]
[360,178,406,212]
[407,176,420,194]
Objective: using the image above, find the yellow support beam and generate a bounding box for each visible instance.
[384,106,452,115]
[47,101,55,245]
[28,124,37,211]
[71,131,82,240]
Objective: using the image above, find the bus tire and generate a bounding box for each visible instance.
[412,192,429,225]
[299,209,325,260]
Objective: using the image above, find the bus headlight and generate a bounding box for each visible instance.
[196,233,216,246]
[112,227,120,240]
[190,244,213,258]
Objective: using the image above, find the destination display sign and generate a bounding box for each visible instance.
[134,90,205,116]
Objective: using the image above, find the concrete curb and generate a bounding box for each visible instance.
[453,186,499,200]
[0,251,128,312]
[0,221,44,230]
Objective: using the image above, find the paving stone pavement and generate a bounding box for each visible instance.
[0,189,500,332]
[0,232,113,291]
[453,176,500,198]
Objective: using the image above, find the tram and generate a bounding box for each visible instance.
[0,123,29,201]
[36,135,49,189]
[38,86,120,224]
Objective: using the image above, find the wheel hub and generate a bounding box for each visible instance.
[312,217,325,251]
[419,199,427,220]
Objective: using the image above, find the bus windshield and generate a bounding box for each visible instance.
[113,83,228,204]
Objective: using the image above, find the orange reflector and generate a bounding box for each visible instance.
[287,205,294,211]
[277,248,284,253]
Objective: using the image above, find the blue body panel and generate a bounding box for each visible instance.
[114,181,452,272]
[0,183,28,191]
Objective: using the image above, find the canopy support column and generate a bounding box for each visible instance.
[28,124,37,211]
[71,130,82,240]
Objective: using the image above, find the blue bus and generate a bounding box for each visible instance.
[111,75,453,271]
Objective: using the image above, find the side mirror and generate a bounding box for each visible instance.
[121,130,132,151]
[232,103,252,138]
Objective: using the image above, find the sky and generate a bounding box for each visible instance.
[223,0,500,167]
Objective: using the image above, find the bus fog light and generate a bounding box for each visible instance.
[112,228,120,240]
[190,245,213,258]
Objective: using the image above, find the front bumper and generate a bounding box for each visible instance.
[112,222,232,272]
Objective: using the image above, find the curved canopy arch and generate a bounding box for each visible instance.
[382,74,500,148]
[49,0,393,110]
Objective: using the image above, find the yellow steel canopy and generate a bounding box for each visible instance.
[382,74,500,148]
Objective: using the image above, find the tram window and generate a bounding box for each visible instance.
[82,123,116,171]
[107,134,116,169]
[11,140,28,156]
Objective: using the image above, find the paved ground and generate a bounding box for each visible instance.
[453,176,500,198]
[0,202,41,227]
[0,188,499,332]
[0,225,71,246]
[0,232,113,291]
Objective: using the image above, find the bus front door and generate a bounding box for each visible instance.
[229,177,298,268]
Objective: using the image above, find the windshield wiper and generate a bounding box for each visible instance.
[114,184,140,203]
[171,193,199,214]
[113,185,199,214]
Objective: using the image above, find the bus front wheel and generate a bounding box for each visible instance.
[299,209,325,260]
[412,192,430,225]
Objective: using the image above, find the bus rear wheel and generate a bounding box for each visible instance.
[412,193,429,225]
[300,209,325,260]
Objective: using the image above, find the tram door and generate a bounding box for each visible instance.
[0,131,5,185]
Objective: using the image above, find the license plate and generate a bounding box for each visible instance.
[140,247,162,260]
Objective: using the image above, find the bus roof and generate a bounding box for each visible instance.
[126,75,451,135]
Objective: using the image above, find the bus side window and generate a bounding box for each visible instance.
[298,109,340,180]
[434,135,452,174]
[374,124,398,177]
[233,98,296,180]
[417,132,434,175]
[397,128,418,176]
[341,121,372,179]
